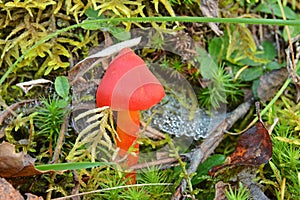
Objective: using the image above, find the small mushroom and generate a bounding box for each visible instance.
[96,48,165,182]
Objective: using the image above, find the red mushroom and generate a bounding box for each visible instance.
[96,48,165,182]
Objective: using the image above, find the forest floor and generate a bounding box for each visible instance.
[0,1,299,200]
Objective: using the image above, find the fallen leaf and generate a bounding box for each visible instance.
[209,102,272,176]
[25,193,44,200]
[16,79,52,94]
[213,181,228,200]
[257,68,288,102]
[0,142,44,178]
[0,177,24,200]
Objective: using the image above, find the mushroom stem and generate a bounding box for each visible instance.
[116,110,140,182]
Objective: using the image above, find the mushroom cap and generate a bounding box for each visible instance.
[96,48,165,111]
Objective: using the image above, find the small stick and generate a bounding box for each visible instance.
[70,169,80,200]
[0,99,36,125]
[51,113,70,163]
[129,157,182,171]
[171,98,254,199]
[140,121,166,140]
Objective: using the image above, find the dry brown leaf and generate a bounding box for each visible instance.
[0,177,24,200]
[0,142,44,178]
[213,181,228,200]
[25,193,44,200]
[257,68,288,102]
[209,103,272,176]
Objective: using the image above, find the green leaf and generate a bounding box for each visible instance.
[55,76,70,98]
[192,154,225,185]
[266,61,283,71]
[85,8,103,19]
[82,9,106,30]
[238,57,262,66]
[239,67,264,81]
[208,37,223,62]
[36,162,111,171]
[260,41,276,60]
[196,47,218,79]
[81,19,105,30]
[255,3,297,19]
[57,99,69,108]
[108,27,131,41]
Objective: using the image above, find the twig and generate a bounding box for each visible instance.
[171,98,254,199]
[140,121,166,140]
[129,156,182,171]
[0,99,36,125]
[51,113,70,164]
[70,169,80,200]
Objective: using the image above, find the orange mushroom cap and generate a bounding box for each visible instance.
[96,48,165,110]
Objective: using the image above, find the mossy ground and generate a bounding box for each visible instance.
[0,1,299,199]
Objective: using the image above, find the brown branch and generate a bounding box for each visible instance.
[140,121,166,140]
[0,99,36,125]
[171,98,254,199]
[130,156,184,171]
[51,113,70,164]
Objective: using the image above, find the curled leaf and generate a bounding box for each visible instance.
[209,102,272,176]
[0,142,43,178]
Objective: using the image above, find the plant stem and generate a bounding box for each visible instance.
[104,16,300,26]
[168,136,195,198]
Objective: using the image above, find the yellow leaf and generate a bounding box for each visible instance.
[158,0,176,17]
[57,37,81,47]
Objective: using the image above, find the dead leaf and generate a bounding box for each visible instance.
[0,142,44,178]
[213,181,228,200]
[0,177,24,200]
[227,119,272,165]
[25,193,44,200]
[81,37,141,61]
[209,102,272,176]
[16,79,52,94]
[257,68,288,102]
